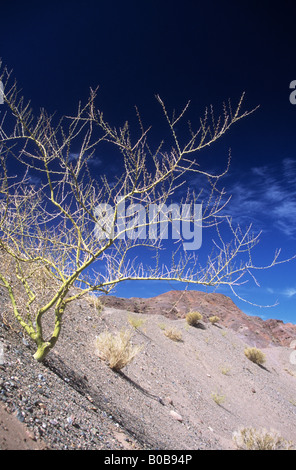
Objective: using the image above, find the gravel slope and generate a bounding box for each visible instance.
[1,292,296,450]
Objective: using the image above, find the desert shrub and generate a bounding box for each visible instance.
[95,329,142,371]
[87,295,103,313]
[220,366,231,375]
[185,311,203,326]
[244,347,266,365]
[164,327,183,342]
[209,315,220,325]
[211,391,226,405]
[233,427,294,450]
[128,314,146,329]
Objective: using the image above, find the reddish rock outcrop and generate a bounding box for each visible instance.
[101,290,296,348]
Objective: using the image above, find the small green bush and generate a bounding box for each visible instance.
[185,311,203,326]
[244,347,266,365]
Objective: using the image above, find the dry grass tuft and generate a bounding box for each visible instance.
[128,314,146,330]
[86,295,103,313]
[164,327,183,342]
[185,311,203,327]
[244,347,266,365]
[209,315,220,325]
[233,427,294,450]
[211,391,226,405]
[95,329,143,371]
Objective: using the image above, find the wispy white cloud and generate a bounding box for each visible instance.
[28,174,42,186]
[222,157,296,237]
[282,287,296,298]
[265,285,296,299]
[68,152,102,168]
[88,156,102,168]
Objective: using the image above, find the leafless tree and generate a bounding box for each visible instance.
[0,64,292,361]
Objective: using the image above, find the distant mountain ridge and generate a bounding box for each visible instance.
[101,290,296,348]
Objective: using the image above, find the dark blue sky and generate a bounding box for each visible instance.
[1,0,296,322]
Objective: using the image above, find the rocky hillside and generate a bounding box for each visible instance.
[1,289,296,450]
[102,290,296,348]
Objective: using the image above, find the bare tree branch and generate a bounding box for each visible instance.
[0,64,294,361]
